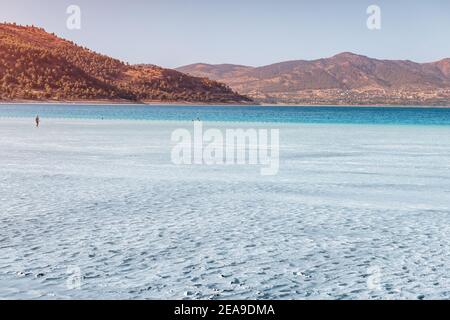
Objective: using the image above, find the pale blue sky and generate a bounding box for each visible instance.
[1,0,449,68]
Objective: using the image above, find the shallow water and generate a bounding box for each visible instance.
[1,104,450,125]
[1,115,450,299]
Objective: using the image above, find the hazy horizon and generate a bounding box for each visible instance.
[1,0,449,68]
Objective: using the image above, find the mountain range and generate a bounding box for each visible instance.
[0,23,251,104]
[177,53,450,106]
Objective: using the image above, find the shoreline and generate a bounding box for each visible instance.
[260,103,450,108]
[1,100,450,108]
[2,117,450,129]
[0,100,256,107]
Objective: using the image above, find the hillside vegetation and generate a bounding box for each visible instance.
[0,23,251,103]
[177,53,450,106]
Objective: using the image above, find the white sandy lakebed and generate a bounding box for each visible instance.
[1,118,450,299]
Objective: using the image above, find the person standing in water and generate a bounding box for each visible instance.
[35,115,40,128]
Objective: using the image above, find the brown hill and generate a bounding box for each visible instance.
[176,63,253,81]
[177,53,450,105]
[0,23,251,103]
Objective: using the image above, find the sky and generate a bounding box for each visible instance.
[0,0,449,68]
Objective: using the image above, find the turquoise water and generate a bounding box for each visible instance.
[2,107,450,299]
[1,104,450,125]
